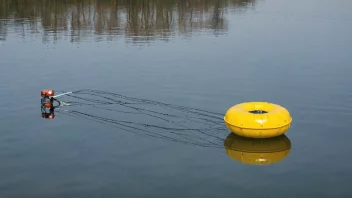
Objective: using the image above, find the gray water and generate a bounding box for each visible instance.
[1,0,352,197]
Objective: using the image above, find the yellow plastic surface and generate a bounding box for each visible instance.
[224,133,291,165]
[224,102,292,138]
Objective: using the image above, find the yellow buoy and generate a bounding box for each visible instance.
[224,133,291,165]
[224,102,292,138]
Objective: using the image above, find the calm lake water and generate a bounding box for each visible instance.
[1,0,352,197]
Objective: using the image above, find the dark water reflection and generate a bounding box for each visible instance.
[1,0,352,197]
[0,0,256,44]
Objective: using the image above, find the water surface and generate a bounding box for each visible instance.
[1,0,352,197]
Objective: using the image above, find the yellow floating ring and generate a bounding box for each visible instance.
[224,133,291,165]
[224,102,292,138]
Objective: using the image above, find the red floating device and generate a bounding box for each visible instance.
[43,102,52,108]
[41,90,55,97]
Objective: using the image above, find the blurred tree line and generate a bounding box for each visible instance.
[0,0,256,43]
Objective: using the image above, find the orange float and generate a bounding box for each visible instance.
[41,90,55,97]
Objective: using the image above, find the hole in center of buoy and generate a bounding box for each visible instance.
[249,110,268,114]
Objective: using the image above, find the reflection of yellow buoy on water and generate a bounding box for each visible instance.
[224,102,292,138]
[224,133,291,165]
